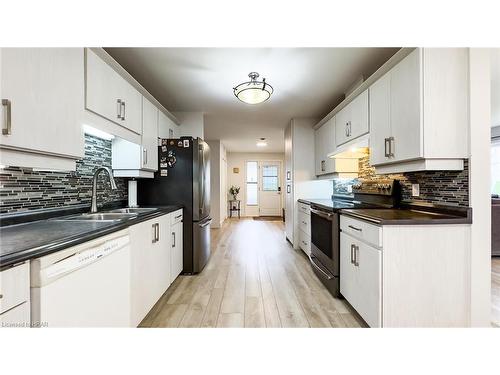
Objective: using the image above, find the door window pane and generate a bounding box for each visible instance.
[262,176,278,191]
[246,161,258,205]
[262,165,278,177]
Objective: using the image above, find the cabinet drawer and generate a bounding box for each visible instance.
[0,262,30,314]
[298,211,311,235]
[170,209,183,225]
[0,301,30,328]
[298,202,310,215]
[299,229,311,255]
[340,215,382,248]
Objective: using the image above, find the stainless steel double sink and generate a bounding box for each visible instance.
[54,207,158,222]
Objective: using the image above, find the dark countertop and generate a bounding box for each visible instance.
[298,198,355,211]
[0,205,182,269]
[340,203,472,225]
[298,198,472,225]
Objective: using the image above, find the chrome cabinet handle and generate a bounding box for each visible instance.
[354,245,360,267]
[152,223,157,243]
[388,136,395,157]
[172,232,176,248]
[116,99,122,119]
[121,101,126,120]
[156,223,160,242]
[350,244,355,264]
[2,99,12,135]
[143,148,147,165]
[345,122,349,137]
[321,160,325,172]
[175,214,182,220]
[348,224,362,232]
[384,137,390,157]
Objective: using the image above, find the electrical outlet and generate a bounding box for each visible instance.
[412,183,420,197]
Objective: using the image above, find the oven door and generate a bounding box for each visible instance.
[310,207,340,276]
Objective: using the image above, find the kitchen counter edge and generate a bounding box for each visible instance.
[0,205,183,269]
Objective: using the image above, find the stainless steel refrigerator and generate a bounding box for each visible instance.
[137,137,211,274]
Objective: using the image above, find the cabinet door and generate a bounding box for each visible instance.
[130,216,169,326]
[158,110,178,139]
[141,97,159,171]
[355,241,382,328]
[120,79,143,134]
[0,48,84,158]
[369,72,392,166]
[390,49,422,162]
[335,104,351,147]
[315,118,336,176]
[314,125,323,176]
[85,49,124,127]
[340,233,358,310]
[349,90,369,139]
[170,220,184,283]
[155,214,171,293]
[85,49,142,135]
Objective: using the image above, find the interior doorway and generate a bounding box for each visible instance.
[258,161,282,216]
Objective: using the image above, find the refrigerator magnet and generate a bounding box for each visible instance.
[160,169,168,177]
[183,140,189,147]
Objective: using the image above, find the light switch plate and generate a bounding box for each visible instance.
[412,183,420,197]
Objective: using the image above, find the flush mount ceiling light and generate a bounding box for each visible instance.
[256,138,268,147]
[233,72,274,105]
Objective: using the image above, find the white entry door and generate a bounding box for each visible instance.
[259,161,282,216]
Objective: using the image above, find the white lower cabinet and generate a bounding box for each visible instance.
[340,232,381,328]
[170,209,184,284]
[129,214,171,327]
[0,262,30,328]
[340,214,471,327]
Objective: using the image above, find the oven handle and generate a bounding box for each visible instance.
[309,255,334,280]
[310,208,334,221]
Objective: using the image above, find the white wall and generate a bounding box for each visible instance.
[227,152,285,217]
[207,140,228,228]
[174,112,205,139]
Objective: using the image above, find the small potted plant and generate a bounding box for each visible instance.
[229,185,240,201]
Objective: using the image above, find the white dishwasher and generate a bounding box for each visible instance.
[30,230,131,327]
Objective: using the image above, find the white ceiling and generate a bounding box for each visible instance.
[106,48,399,152]
[492,48,500,128]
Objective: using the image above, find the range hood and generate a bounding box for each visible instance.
[327,134,370,160]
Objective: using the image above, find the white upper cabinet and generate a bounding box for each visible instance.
[112,96,158,177]
[141,97,159,171]
[315,117,335,175]
[369,48,468,173]
[158,110,178,139]
[85,49,142,135]
[0,48,84,170]
[315,116,359,176]
[335,90,369,147]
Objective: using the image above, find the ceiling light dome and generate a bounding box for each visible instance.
[233,72,274,105]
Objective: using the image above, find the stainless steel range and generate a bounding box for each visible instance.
[309,179,400,297]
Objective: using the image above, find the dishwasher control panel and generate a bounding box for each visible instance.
[43,235,130,280]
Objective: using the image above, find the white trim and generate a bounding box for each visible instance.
[468,48,492,327]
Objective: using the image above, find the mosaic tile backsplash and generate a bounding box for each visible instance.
[0,134,128,214]
[358,156,469,206]
[332,154,469,207]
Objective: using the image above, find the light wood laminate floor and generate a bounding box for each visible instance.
[492,258,500,327]
[140,218,364,328]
